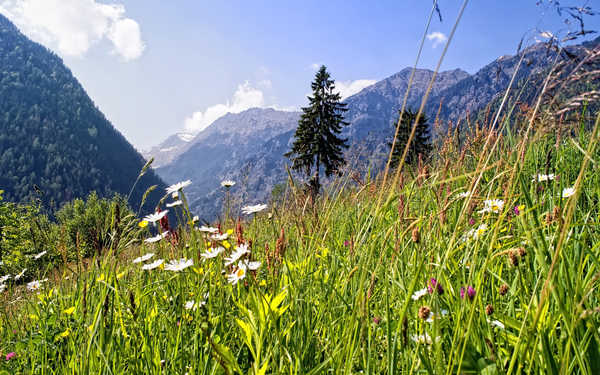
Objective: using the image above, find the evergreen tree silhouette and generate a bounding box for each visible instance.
[285,65,349,195]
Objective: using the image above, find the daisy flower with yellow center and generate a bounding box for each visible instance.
[562,186,575,198]
[479,199,504,214]
[227,262,247,284]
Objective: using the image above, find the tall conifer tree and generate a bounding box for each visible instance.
[285,65,349,194]
[389,109,432,167]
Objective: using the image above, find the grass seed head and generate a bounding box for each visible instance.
[411,227,420,243]
[509,251,519,267]
[418,306,431,320]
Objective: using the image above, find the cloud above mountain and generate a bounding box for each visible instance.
[0,0,145,61]
[335,79,376,99]
[184,82,266,133]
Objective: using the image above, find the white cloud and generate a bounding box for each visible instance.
[107,18,145,61]
[335,79,376,99]
[184,82,266,133]
[0,0,145,61]
[426,31,448,48]
[257,79,272,89]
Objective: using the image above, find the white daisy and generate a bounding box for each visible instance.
[462,224,488,242]
[456,191,471,199]
[479,199,504,214]
[14,269,26,281]
[411,287,428,301]
[473,224,488,240]
[242,204,268,215]
[425,309,449,323]
[211,233,229,241]
[221,180,235,188]
[562,186,575,198]
[532,173,555,182]
[488,319,505,329]
[164,258,194,272]
[198,225,219,233]
[166,200,183,208]
[141,259,164,270]
[192,215,199,223]
[143,210,169,224]
[166,180,192,196]
[144,232,169,243]
[227,262,248,284]
[133,253,155,264]
[201,247,224,260]
[411,333,433,345]
[242,260,261,271]
[33,250,47,260]
[27,279,47,291]
[0,284,6,293]
[0,275,10,283]
[224,244,250,266]
[184,300,196,310]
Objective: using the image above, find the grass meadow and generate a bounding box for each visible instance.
[0,106,599,374]
[1,3,600,373]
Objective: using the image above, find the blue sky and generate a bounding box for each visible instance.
[0,0,598,149]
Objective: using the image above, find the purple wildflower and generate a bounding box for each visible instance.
[513,206,520,215]
[372,317,381,325]
[460,285,476,300]
[468,218,475,226]
[427,278,444,295]
[5,352,15,361]
[344,240,350,247]
[466,286,476,300]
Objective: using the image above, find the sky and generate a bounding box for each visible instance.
[0,0,598,150]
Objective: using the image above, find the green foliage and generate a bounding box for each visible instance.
[54,192,138,259]
[0,191,139,282]
[389,108,432,167]
[0,14,164,211]
[0,120,599,373]
[286,65,349,193]
[0,191,54,279]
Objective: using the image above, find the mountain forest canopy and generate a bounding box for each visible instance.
[0,14,165,212]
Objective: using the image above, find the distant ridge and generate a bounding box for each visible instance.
[153,37,599,219]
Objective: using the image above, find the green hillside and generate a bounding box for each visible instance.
[0,14,165,211]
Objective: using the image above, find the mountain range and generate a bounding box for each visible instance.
[1,10,598,220]
[148,36,600,220]
[0,14,165,212]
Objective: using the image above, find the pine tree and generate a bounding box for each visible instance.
[285,65,349,194]
[389,109,432,167]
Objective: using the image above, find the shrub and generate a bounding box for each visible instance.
[0,189,55,279]
[54,192,139,260]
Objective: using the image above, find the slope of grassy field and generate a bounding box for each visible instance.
[0,106,599,374]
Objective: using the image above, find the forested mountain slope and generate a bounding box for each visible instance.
[0,14,165,211]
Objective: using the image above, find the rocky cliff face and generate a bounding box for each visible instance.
[156,108,300,218]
